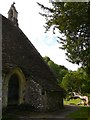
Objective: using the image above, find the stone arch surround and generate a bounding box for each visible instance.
[2,67,26,108]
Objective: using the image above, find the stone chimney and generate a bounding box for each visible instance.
[8,2,18,27]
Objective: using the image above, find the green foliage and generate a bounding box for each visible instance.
[43,57,90,94]
[38,2,90,70]
[44,56,50,63]
[43,56,68,84]
[62,71,83,92]
[61,67,90,94]
[44,56,90,95]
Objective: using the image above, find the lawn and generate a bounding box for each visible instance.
[64,98,90,120]
[64,98,82,105]
[67,106,90,120]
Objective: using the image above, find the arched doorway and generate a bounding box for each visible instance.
[8,74,19,106]
[2,67,26,108]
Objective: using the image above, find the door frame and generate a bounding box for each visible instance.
[2,67,26,108]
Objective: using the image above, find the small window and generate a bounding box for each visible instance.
[41,89,45,95]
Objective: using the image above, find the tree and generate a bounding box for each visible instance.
[62,71,79,92]
[61,67,90,94]
[38,2,90,71]
[44,56,50,63]
[43,56,68,84]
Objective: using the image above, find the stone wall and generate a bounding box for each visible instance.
[46,91,63,111]
[2,69,63,111]
[25,78,63,112]
[25,78,47,111]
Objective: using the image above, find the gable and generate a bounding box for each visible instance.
[2,15,63,92]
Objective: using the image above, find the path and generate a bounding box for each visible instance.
[11,105,79,120]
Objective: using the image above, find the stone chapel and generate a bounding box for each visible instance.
[2,3,64,112]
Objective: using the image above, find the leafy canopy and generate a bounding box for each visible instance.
[61,67,90,94]
[43,56,68,84]
[38,2,90,69]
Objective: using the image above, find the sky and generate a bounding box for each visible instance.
[0,0,80,71]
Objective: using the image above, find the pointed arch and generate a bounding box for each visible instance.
[2,67,26,107]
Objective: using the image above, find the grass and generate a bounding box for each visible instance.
[64,98,82,105]
[64,98,90,120]
[67,106,90,120]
